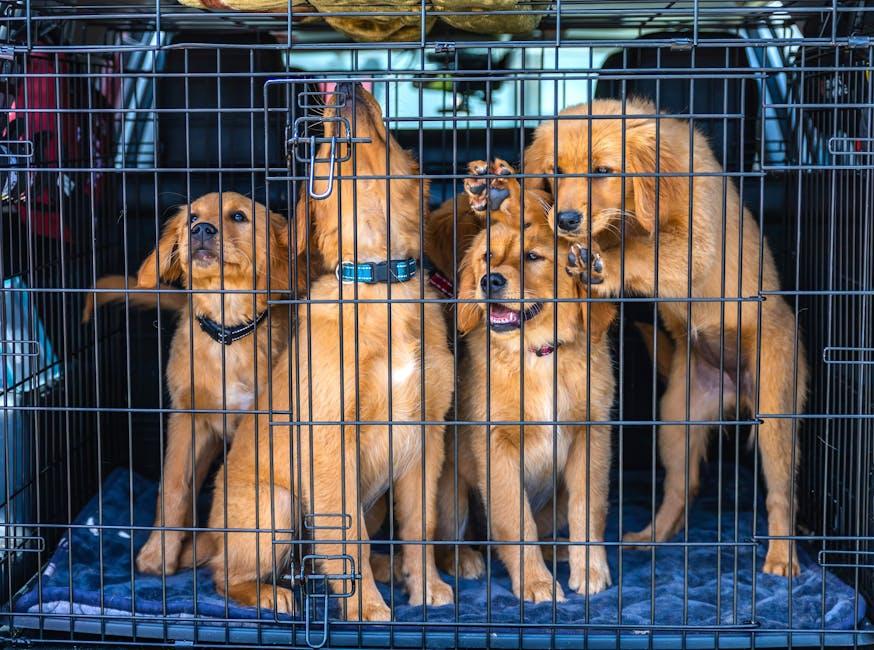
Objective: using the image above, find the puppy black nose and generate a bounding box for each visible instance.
[557,210,582,232]
[480,273,507,294]
[191,222,218,240]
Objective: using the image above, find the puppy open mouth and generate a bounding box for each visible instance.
[488,302,543,332]
[192,248,218,265]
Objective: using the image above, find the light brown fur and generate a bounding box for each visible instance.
[129,192,292,577]
[201,84,454,620]
[437,220,616,602]
[526,98,808,576]
[426,158,552,281]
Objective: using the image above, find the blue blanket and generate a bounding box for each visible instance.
[13,466,866,637]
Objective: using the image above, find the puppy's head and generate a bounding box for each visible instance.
[526,98,687,242]
[137,192,290,292]
[297,82,424,269]
[457,221,583,348]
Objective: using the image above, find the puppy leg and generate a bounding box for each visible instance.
[208,470,295,613]
[484,430,565,603]
[564,426,612,595]
[754,335,805,577]
[624,347,719,547]
[394,426,454,607]
[310,446,390,622]
[137,413,221,575]
[435,450,485,579]
[535,488,569,563]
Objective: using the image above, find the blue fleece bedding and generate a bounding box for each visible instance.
[12,466,866,635]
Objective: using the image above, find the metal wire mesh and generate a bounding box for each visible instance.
[0,1,872,648]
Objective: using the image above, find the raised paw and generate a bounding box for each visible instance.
[566,241,604,287]
[464,159,517,214]
[763,542,800,577]
[568,549,611,596]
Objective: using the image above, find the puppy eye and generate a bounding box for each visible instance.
[190,213,198,223]
[555,166,564,176]
[525,251,542,262]
[594,166,612,175]
[231,211,248,223]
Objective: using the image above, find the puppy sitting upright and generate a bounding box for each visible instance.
[118,193,292,576]
[202,83,454,620]
[441,217,616,602]
[527,98,808,576]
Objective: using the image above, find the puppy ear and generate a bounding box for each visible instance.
[626,120,686,235]
[291,194,317,294]
[523,121,555,194]
[137,209,184,288]
[456,253,483,335]
[268,211,291,292]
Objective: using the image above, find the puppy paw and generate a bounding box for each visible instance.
[408,577,454,608]
[226,581,295,615]
[763,543,800,577]
[566,241,604,287]
[259,586,296,614]
[568,550,611,596]
[621,527,656,551]
[439,546,486,579]
[464,159,516,214]
[518,578,566,604]
[136,534,179,575]
[346,597,392,622]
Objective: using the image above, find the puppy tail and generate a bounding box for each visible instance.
[176,532,217,569]
[634,321,674,382]
[81,275,186,323]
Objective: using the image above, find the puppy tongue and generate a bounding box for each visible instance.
[489,304,520,325]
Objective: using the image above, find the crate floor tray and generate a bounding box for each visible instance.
[10,466,869,647]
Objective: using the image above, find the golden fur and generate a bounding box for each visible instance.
[200,84,454,620]
[437,219,616,601]
[526,98,808,576]
[117,192,293,576]
[425,158,552,280]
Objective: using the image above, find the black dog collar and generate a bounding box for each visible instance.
[196,310,268,346]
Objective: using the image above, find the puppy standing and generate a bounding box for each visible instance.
[439,216,616,602]
[527,98,808,576]
[96,193,293,575]
[202,83,454,620]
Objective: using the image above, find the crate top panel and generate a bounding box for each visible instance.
[3,0,870,51]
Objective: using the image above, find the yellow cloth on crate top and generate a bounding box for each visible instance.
[176,0,543,41]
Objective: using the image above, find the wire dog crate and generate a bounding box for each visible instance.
[1,1,873,648]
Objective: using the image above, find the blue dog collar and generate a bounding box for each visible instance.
[337,258,418,284]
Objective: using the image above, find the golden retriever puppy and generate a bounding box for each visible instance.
[426,158,552,282]
[201,83,454,620]
[437,219,616,602]
[526,97,808,576]
[89,193,292,576]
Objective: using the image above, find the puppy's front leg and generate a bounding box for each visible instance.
[137,412,221,575]
[482,428,565,603]
[564,427,612,596]
[311,446,390,622]
[395,425,454,607]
